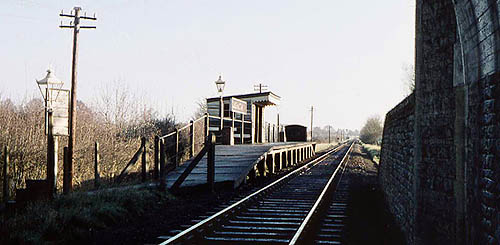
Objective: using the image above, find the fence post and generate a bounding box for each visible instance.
[190,120,195,158]
[207,133,216,193]
[141,137,147,182]
[3,146,9,202]
[154,136,159,180]
[175,128,179,167]
[204,113,209,139]
[63,146,72,194]
[159,139,166,191]
[94,142,100,189]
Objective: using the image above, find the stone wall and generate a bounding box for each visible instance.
[415,1,458,243]
[379,1,500,244]
[379,93,416,244]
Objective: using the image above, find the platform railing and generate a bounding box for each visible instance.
[154,114,209,182]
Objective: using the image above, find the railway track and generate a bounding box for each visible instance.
[158,141,354,244]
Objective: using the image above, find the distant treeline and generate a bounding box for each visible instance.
[311,126,359,143]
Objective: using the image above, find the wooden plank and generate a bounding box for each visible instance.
[116,145,143,183]
[170,145,208,191]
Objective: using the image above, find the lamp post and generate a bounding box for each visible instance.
[215,75,225,132]
[36,69,64,196]
[36,69,64,112]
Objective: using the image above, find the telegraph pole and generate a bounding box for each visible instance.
[253,83,268,93]
[60,7,96,193]
[310,106,313,142]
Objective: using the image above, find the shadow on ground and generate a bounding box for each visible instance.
[343,144,405,245]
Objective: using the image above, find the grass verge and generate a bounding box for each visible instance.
[362,143,381,164]
[0,186,174,244]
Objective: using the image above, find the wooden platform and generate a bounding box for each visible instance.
[165,142,315,189]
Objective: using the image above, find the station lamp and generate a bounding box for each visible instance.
[215,75,226,131]
[215,75,225,95]
[36,69,64,108]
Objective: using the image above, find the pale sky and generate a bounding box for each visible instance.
[0,0,415,130]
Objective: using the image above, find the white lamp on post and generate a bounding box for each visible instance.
[36,69,64,196]
[215,75,225,131]
[36,69,64,110]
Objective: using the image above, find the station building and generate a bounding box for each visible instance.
[206,91,282,144]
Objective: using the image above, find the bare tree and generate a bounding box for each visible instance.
[191,97,207,120]
[402,63,415,95]
[360,115,383,144]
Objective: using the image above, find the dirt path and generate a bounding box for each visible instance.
[343,143,405,244]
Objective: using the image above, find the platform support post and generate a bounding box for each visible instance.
[275,152,281,171]
[207,133,216,193]
[267,153,275,174]
[258,155,267,177]
[248,166,257,183]
[284,151,288,168]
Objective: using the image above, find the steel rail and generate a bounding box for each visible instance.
[159,143,346,245]
[288,141,354,244]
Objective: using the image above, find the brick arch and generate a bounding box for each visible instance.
[415,0,500,244]
[453,1,500,244]
[380,1,500,244]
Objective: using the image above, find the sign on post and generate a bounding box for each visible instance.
[45,88,70,136]
[229,97,247,115]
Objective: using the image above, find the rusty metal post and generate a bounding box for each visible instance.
[3,146,9,202]
[63,146,72,194]
[141,137,147,182]
[159,139,166,191]
[190,120,195,158]
[207,133,216,193]
[154,136,159,180]
[94,142,100,189]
